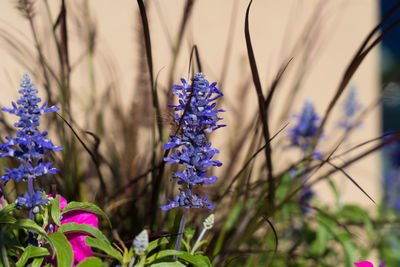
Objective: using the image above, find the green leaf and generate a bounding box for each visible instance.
[122,247,134,265]
[51,196,61,226]
[149,262,186,267]
[184,228,195,244]
[146,237,169,254]
[336,231,356,267]
[47,232,73,267]
[145,250,210,267]
[16,246,50,267]
[12,219,51,245]
[326,177,340,205]
[0,203,16,219]
[178,252,211,267]
[29,257,45,267]
[0,215,17,224]
[276,172,292,202]
[63,202,112,228]
[76,257,103,267]
[85,237,122,261]
[181,239,190,252]
[57,222,109,242]
[309,222,330,256]
[145,250,181,264]
[191,240,207,254]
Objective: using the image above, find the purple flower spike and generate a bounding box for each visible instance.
[0,74,62,213]
[288,100,322,157]
[162,73,224,210]
[338,86,362,130]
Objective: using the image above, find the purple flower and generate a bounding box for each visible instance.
[383,169,400,214]
[0,74,62,215]
[161,188,214,210]
[288,100,322,158]
[298,185,314,214]
[15,190,47,211]
[162,73,224,210]
[338,86,362,130]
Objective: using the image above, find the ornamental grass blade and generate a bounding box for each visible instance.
[245,0,274,205]
[261,216,278,254]
[325,161,375,204]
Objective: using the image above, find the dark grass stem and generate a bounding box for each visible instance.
[245,0,275,206]
[56,113,107,199]
[137,0,165,228]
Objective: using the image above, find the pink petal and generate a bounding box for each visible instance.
[47,194,68,209]
[45,194,99,266]
[67,233,94,264]
[354,261,374,267]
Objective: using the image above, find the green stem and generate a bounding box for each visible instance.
[190,228,206,254]
[0,235,9,267]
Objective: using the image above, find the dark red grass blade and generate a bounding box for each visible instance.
[188,44,202,77]
[56,113,107,197]
[245,0,274,205]
[325,161,375,204]
[262,216,278,253]
[136,0,163,141]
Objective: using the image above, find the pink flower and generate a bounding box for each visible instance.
[46,194,98,266]
[354,261,374,267]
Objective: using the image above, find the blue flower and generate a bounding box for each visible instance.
[0,74,62,212]
[383,169,400,215]
[162,73,224,210]
[338,86,361,130]
[288,100,322,158]
[161,188,214,211]
[299,185,314,214]
[16,190,47,211]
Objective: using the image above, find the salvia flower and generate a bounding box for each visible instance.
[288,100,322,158]
[162,73,224,211]
[133,229,149,253]
[0,74,62,215]
[298,184,314,214]
[338,86,362,130]
[203,214,214,230]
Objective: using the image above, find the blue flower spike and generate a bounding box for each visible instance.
[338,86,362,130]
[0,74,62,219]
[161,73,224,211]
[288,100,322,159]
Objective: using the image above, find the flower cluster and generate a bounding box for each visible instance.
[161,73,224,210]
[288,100,322,159]
[338,86,362,130]
[0,74,61,213]
[133,230,149,253]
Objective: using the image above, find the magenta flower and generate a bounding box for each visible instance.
[354,261,374,267]
[46,195,99,266]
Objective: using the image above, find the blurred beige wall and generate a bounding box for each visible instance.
[0,0,380,207]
